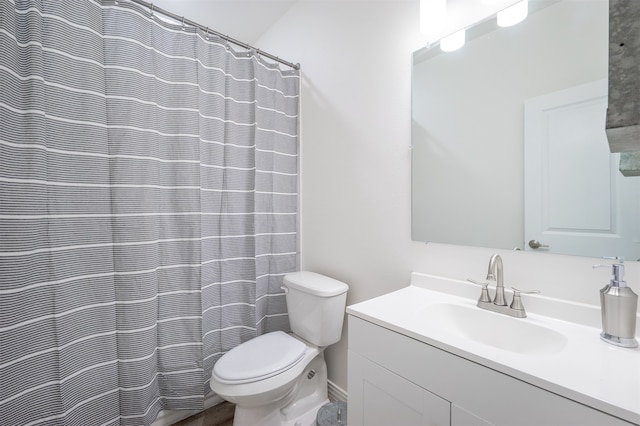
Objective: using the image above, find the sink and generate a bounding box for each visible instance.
[419,303,568,355]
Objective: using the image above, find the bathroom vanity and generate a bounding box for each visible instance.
[347,273,640,426]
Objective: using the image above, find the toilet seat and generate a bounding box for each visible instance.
[213,331,307,384]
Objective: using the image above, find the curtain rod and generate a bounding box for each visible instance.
[126,0,300,70]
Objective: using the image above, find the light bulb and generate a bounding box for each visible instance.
[440,29,466,52]
[497,0,528,27]
[420,0,447,36]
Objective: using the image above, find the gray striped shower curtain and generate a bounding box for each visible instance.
[0,1,299,425]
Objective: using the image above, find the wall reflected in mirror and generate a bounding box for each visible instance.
[412,0,640,260]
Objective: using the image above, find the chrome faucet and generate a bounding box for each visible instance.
[468,254,539,318]
[486,254,507,306]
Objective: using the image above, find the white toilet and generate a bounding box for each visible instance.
[210,271,349,426]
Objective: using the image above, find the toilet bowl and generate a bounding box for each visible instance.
[210,333,327,425]
[210,271,349,426]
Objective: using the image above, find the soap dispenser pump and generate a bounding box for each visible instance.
[594,262,638,348]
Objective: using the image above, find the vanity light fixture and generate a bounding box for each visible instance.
[497,0,528,27]
[440,29,466,52]
[420,0,447,36]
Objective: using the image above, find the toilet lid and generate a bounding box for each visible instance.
[213,331,307,384]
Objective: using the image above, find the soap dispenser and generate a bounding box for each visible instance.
[595,262,638,348]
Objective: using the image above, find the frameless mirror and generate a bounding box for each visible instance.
[411,0,640,260]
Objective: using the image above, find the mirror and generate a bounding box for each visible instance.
[412,0,640,260]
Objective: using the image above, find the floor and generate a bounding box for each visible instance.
[171,401,235,426]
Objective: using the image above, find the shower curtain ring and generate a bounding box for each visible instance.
[205,27,209,40]
[150,4,154,18]
[181,16,186,30]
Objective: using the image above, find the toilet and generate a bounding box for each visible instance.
[210,271,349,426]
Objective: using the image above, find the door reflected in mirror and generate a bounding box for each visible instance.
[411,0,640,260]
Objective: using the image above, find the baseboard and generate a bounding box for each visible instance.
[328,380,347,402]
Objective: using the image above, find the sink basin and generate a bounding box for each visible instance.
[419,303,568,355]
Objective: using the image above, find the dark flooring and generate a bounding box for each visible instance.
[171,401,235,426]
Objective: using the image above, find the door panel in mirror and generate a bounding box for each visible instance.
[524,79,639,259]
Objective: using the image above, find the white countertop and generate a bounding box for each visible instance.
[346,272,640,425]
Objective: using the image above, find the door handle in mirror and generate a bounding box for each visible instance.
[528,240,549,249]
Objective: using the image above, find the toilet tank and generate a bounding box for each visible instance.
[282,271,349,347]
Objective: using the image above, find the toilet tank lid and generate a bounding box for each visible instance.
[283,271,349,297]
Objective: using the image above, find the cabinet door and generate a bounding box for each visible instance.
[452,404,494,426]
[348,351,450,426]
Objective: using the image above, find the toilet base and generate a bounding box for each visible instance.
[233,398,328,426]
[282,398,329,426]
[232,353,329,426]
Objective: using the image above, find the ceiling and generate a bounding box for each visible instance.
[150,0,298,45]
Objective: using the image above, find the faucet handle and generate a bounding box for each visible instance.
[467,279,492,303]
[510,287,540,311]
[511,287,540,294]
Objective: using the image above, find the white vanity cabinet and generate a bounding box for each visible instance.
[348,315,635,426]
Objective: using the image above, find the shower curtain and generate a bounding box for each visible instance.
[0,1,299,425]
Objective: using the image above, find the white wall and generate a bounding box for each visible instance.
[257,0,421,390]
[257,0,640,393]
